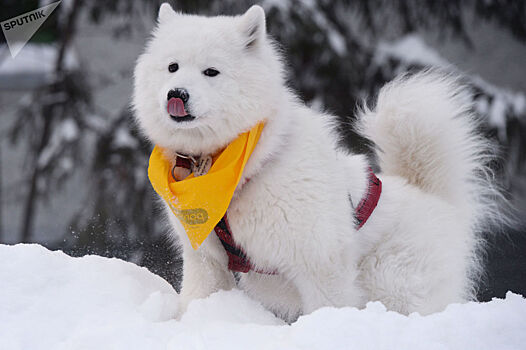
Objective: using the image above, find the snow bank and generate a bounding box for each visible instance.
[1,244,525,350]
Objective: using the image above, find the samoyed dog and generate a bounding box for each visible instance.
[133,4,500,322]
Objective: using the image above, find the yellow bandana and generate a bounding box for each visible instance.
[148,123,265,250]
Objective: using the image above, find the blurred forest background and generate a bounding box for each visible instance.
[0,0,525,299]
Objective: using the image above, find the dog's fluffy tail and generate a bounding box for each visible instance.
[357,70,506,235]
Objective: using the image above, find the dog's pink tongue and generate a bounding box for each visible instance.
[167,97,187,117]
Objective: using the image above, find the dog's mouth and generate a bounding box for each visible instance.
[167,97,196,123]
[170,114,196,123]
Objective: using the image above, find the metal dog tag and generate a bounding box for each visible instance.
[192,155,212,177]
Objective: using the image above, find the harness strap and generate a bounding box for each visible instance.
[214,215,252,273]
[214,214,276,274]
[355,168,382,229]
[173,154,382,275]
[213,168,382,274]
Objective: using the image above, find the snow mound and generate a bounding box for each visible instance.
[1,244,525,349]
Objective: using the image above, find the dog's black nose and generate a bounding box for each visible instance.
[167,88,190,104]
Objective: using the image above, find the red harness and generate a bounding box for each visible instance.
[173,157,382,274]
[354,168,382,229]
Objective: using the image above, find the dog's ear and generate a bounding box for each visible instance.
[239,5,266,49]
[158,3,176,24]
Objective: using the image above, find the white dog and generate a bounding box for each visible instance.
[133,4,500,322]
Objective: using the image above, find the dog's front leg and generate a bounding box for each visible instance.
[176,237,235,318]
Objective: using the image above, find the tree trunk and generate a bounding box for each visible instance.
[20,116,52,242]
[19,0,83,242]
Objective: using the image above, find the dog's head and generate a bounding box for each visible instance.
[133,4,285,155]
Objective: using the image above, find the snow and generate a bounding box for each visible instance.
[375,34,526,141]
[37,119,78,168]
[0,43,78,89]
[328,29,347,56]
[61,118,78,139]
[376,34,450,68]
[0,43,77,75]
[1,243,526,350]
[471,75,526,140]
[113,125,139,149]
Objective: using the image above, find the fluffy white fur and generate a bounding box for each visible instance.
[133,4,500,322]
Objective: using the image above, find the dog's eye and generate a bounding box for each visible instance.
[168,63,179,73]
[203,68,220,77]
